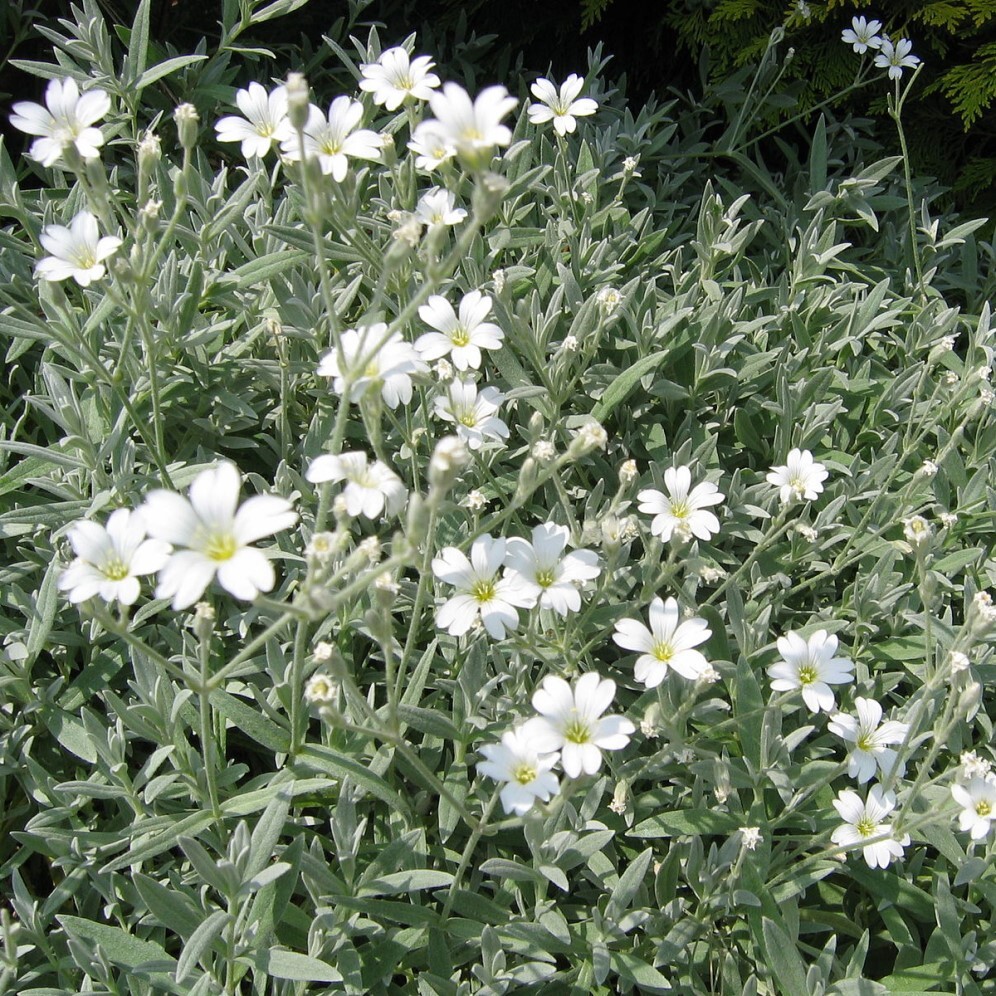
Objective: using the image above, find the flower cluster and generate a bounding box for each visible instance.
[478,672,634,814]
[841,15,921,79]
[59,464,297,611]
[432,525,600,638]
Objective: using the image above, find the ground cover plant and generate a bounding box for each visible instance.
[1,0,996,992]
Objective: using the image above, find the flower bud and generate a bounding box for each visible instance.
[471,171,508,222]
[429,435,470,492]
[568,420,608,460]
[174,103,199,151]
[285,72,311,132]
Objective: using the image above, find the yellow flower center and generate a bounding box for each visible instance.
[459,413,478,428]
[670,501,690,518]
[856,733,875,752]
[653,641,674,662]
[977,801,992,818]
[102,558,130,581]
[205,534,238,562]
[513,762,537,785]
[450,326,470,348]
[856,817,877,838]
[471,579,496,603]
[563,716,591,744]
[797,664,817,685]
[535,569,555,588]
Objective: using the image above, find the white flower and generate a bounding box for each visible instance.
[317,324,425,409]
[532,440,556,462]
[214,82,292,158]
[415,187,467,227]
[527,74,598,136]
[739,827,763,851]
[938,511,958,529]
[768,629,854,713]
[529,673,634,777]
[874,37,921,80]
[416,291,504,370]
[35,211,122,287]
[596,287,622,313]
[637,466,724,542]
[504,523,601,617]
[903,515,932,547]
[10,77,110,166]
[477,721,560,815]
[951,778,996,840]
[973,591,996,625]
[464,489,487,511]
[766,448,829,503]
[432,535,536,639]
[142,463,298,610]
[408,122,456,171]
[421,82,517,164]
[920,459,939,477]
[304,673,339,707]
[306,451,407,519]
[281,97,381,181]
[58,509,171,606]
[828,697,909,783]
[841,16,883,54]
[960,751,992,780]
[433,378,509,449]
[359,47,440,111]
[949,650,970,673]
[831,786,909,868]
[613,596,712,686]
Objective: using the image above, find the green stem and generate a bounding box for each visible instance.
[442,789,502,919]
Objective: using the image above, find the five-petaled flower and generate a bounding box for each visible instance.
[767,448,828,503]
[874,37,921,80]
[638,466,724,542]
[416,290,504,371]
[215,82,293,158]
[613,596,712,686]
[433,378,509,449]
[432,534,536,638]
[527,74,598,136]
[11,77,110,166]
[529,672,634,777]
[504,522,601,616]
[35,211,122,287]
[951,777,996,840]
[828,697,909,783]
[418,82,517,167]
[317,324,425,409]
[281,96,381,180]
[142,463,297,610]
[306,451,407,519]
[841,16,883,54]
[416,187,467,227]
[477,720,560,815]
[58,509,171,606]
[831,786,909,868]
[359,47,441,111]
[768,629,854,713]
